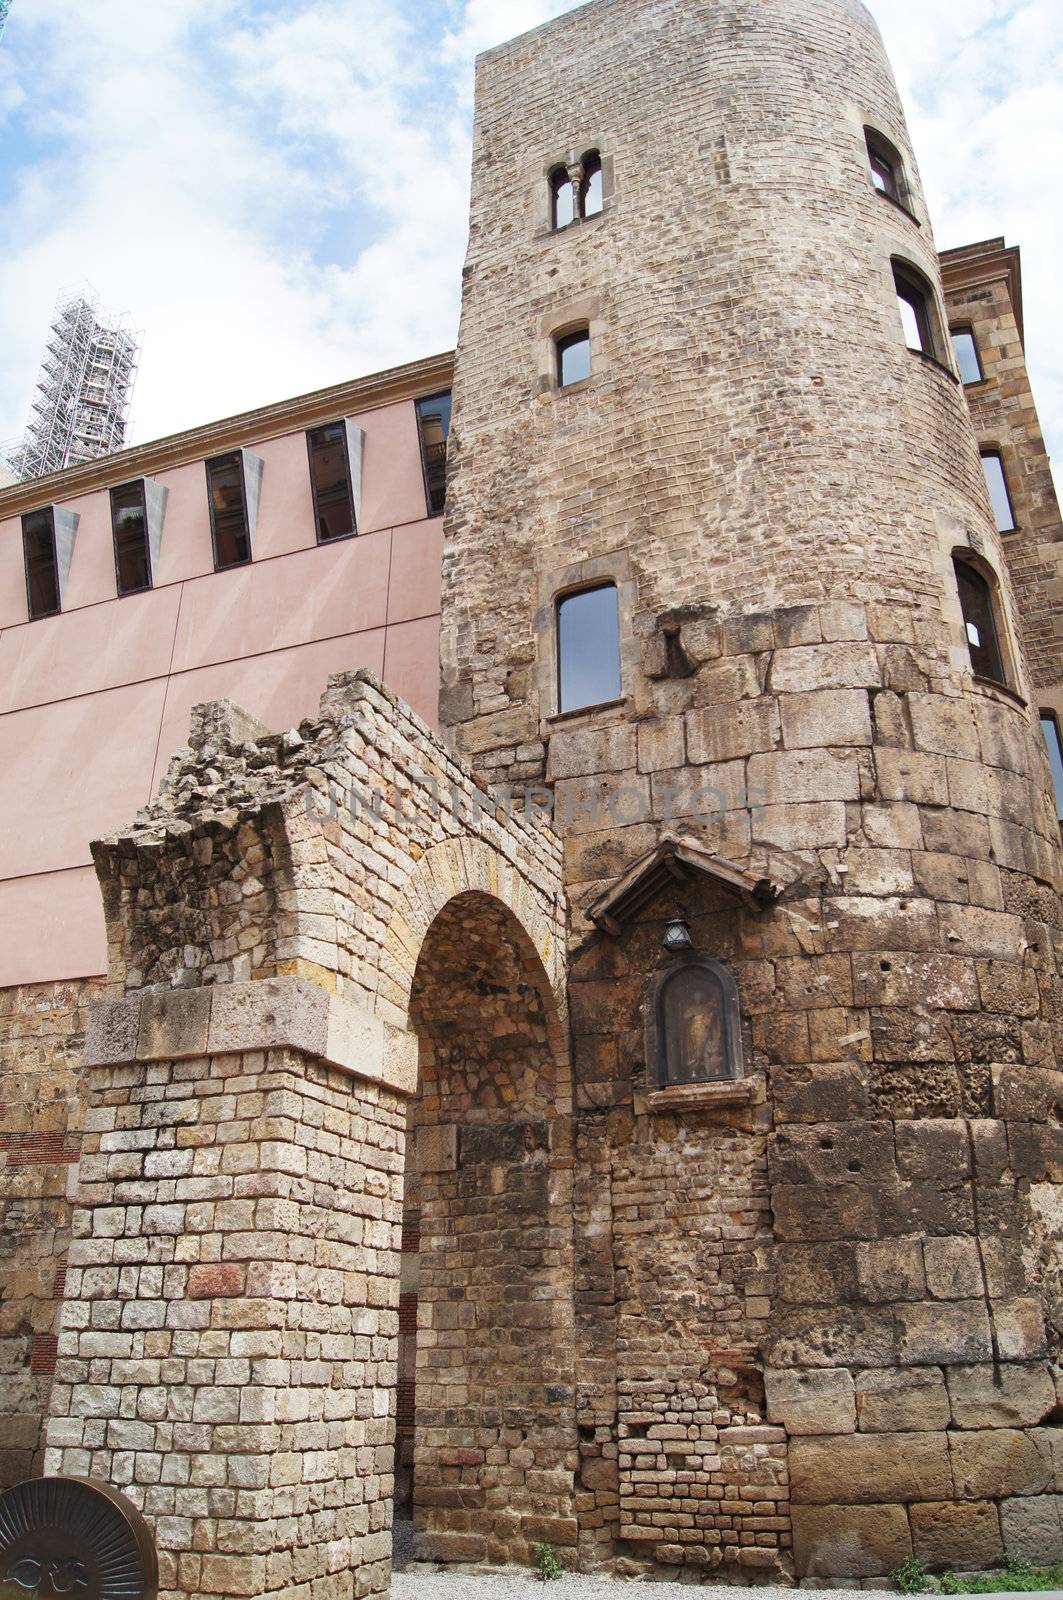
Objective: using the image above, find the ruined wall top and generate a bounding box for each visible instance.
[91,670,565,1027]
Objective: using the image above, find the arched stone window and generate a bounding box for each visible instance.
[653,958,743,1087]
[892,260,942,361]
[865,127,907,207]
[550,165,576,230]
[580,151,603,217]
[953,553,1010,688]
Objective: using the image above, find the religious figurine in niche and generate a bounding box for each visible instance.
[656,959,742,1086]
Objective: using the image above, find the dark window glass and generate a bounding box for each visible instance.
[951,328,983,385]
[308,423,356,541]
[981,451,1016,533]
[1040,714,1063,822]
[22,509,60,618]
[955,559,1006,685]
[416,391,451,517]
[894,266,934,356]
[551,166,575,229]
[557,583,620,712]
[206,453,251,569]
[557,329,591,387]
[111,482,151,594]
[581,152,603,217]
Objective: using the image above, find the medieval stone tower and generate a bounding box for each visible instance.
[437,0,1063,1579]
[10,0,1063,1594]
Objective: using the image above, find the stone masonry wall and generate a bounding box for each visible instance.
[941,243,1063,702]
[39,669,567,1597]
[444,0,1063,1577]
[0,977,102,1489]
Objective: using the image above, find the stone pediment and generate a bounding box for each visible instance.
[586,833,779,935]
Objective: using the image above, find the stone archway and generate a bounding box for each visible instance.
[43,673,569,1600]
[403,889,577,1567]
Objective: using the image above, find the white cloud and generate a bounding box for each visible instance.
[0,0,1059,490]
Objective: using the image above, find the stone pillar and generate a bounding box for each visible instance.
[43,978,416,1600]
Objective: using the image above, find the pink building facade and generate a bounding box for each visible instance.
[0,354,452,992]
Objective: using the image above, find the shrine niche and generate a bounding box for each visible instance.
[653,957,743,1087]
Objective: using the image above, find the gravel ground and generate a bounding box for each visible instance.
[391,1571,881,1600]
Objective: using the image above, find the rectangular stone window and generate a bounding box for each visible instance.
[556,328,591,387]
[111,481,152,594]
[894,265,934,356]
[981,450,1016,533]
[1040,713,1063,822]
[557,582,620,712]
[22,508,61,618]
[307,422,357,541]
[206,451,252,569]
[951,327,983,385]
[416,391,451,517]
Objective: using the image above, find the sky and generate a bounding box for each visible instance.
[0,0,1060,471]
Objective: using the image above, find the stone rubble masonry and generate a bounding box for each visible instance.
[42,667,567,1600]
[441,0,1063,1580]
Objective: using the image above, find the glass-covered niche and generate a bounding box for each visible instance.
[653,958,743,1087]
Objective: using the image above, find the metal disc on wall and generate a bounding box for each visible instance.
[0,1478,157,1600]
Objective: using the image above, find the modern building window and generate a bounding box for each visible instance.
[206,452,252,569]
[22,509,61,618]
[557,582,621,712]
[580,151,603,217]
[655,958,743,1086]
[1040,712,1063,822]
[981,450,1016,533]
[556,328,591,387]
[951,327,983,385]
[416,391,451,517]
[111,481,152,594]
[307,422,357,541]
[954,556,1007,686]
[866,129,904,203]
[893,262,936,357]
[550,166,576,230]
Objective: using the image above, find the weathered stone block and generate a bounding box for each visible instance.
[138,989,211,1061]
[747,748,861,806]
[909,694,981,760]
[83,997,140,1068]
[856,1367,951,1433]
[415,1123,458,1173]
[855,1240,926,1303]
[764,1367,855,1436]
[206,977,328,1058]
[686,699,777,764]
[999,1496,1063,1564]
[792,1503,911,1579]
[897,1302,992,1365]
[923,1237,983,1300]
[779,690,872,750]
[895,1119,971,1181]
[946,1362,1057,1430]
[771,643,879,693]
[790,1431,951,1504]
[950,1429,1053,1499]
[910,1499,1003,1570]
[550,723,636,780]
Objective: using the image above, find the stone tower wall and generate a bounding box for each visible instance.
[444,0,1063,1578]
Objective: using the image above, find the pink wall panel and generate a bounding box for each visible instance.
[169,532,391,676]
[382,616,440,726]
[388,519,443,623]
[0,516,28,629]
[150,460,218,586]
[0,867,107,985]
[355,400,430,534]
[0,585,182,715]
[252,433,319,560]
[59,491,120,609]
[0,679,167,878]
[151,629,387,791]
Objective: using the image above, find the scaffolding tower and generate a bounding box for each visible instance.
[3,286,141,481]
